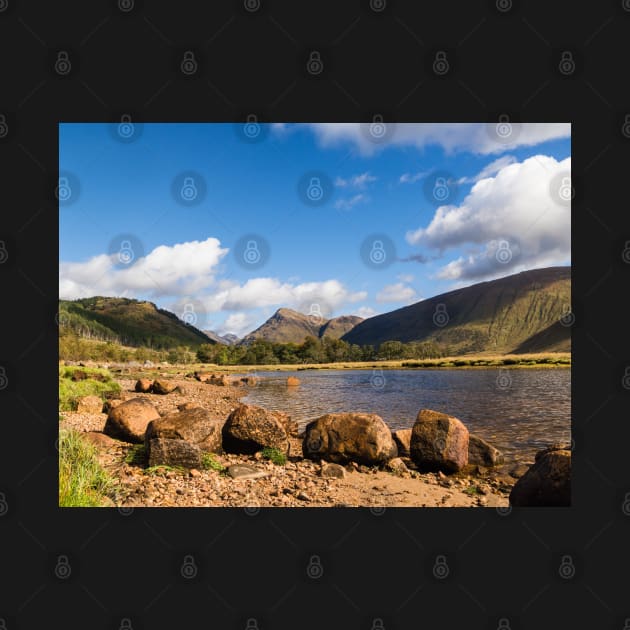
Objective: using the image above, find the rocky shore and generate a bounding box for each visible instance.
[59,369,570,508]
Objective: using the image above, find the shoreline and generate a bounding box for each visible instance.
[59,370,518,508]
[62,352,570,376]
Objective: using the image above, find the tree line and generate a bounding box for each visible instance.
[196,337,449,365]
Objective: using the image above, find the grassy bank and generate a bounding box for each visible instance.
[58,366,121,411]
[58,429,114,507]
[94,352,569,378]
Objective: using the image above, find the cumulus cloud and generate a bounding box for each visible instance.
[335,172,377,188]
[59,238,228,300]
[376,283,418,304]
[304,122,570,156]
[406,155,571,281]
[177,277,366,315]
[334,194,367,210]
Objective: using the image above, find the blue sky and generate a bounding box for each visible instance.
[59,122,571,337]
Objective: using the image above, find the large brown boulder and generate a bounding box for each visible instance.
[152,379,177,395]
[392,428,412,457]
[222,404,289,454]
[135,378,153,393]
[410,409,469,473]
[147,437,202,469]
[468,434,504,467]
[76,395,104,414]
[509,449,571,506]
[145,408,224,453]
[104,397,160,443]
[303,413,398,465]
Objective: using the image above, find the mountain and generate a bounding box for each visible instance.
[203,330,240,345]
[240,308,364,345]
[320,315,364,339]
[341,267,571,354]
[59,297,215,349]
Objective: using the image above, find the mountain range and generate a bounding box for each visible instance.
[239,309,363,345]
[59,266,571,354]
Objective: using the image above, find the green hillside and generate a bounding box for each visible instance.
[342,267,571,354]
[58,297,214,349]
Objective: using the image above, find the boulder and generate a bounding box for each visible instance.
[151,379,177,395]
[320,462,347,479]
[195,372,213,383]
[147,437,202,469]
[240,376,259,386]
[535,443,571,462]
[76,395,104,414]
[468,434,504,467]
[287,376,301,386]
[303,413,398,465]
[509,449,571,506]
[145,408,224,453]
[222,404,289,454]
[173,385,188,395]
[81,431,120,449]
[104,397,160,443]
[392,428,412,457]
[410,409,469,473]
[135,378,153,393]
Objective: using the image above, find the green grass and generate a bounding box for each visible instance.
[201,452,225,472]
[124,444,147,466]
[59,366,121,411]
[261,447,287,466]
[463,485,480,496]
[58,429,114,507]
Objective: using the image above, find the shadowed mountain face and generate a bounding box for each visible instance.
[341,267,571,354]
[240,309,364,345]
[58,297,214,348]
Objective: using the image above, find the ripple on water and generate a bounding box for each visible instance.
[242,368,571,464]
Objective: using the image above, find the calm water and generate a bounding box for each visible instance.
[242,368,571,465]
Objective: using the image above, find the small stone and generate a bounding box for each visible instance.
[227,464,270,480]
[189,469,201,478]
[320,462,346,479]
[297,491,311,501]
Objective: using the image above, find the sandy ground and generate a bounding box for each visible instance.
[60,371,513,508]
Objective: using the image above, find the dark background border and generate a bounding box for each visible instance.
[1,1,629,628]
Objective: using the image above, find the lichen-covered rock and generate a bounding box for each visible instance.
[468,434,504,467]
[509,449,571,506]
[222,404,289,454]
[147,438,202,469]
[145,407,224,453]
[410,409,469,473]
[303,413,398,465]
[104,397,160,443]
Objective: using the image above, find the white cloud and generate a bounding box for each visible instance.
[181,277,366,314]
[406,155,571,281]
[353,306,378,319]
[59,237,228,300]
[400,171,429,184]
[335,172,377,188]
[376,283,418,304]
[397,273,414,283]
[334,194,367,210]
[305,122,570,156]
[457,155,517,184]
[217,312,256,337]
